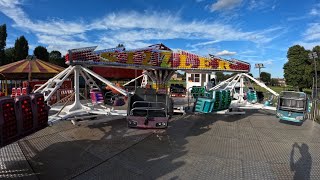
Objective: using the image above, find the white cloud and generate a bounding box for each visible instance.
[304,23,320,41]
[293,4,320,49]
[190,40,221,48]
[0,0,87,36]
[296,23,320,50]
[215,50,236,56]
[247,0,260,10]
[210,0,242,12]
[309,4,320,16]
[247,0,276,11]
[0,0,282,54]
[35,34,96,53]
[287,16,309,22]
[247,59,274,65]
[310,8,320,16]
[288,4,320,21]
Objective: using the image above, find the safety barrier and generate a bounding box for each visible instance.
[0,93,49,147]
[307,100,320,121]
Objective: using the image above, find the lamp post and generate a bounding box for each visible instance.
[308,52,318,99]
[255,63,265,79]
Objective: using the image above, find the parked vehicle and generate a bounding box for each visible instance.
[170,84,186,97]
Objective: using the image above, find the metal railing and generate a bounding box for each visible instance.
[307,99,320,121]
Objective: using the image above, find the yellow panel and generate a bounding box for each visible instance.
[142,51,151,65]
[101,52,118,62]
[224,61,230,69]
[199,57,210,69]
[127,52,134,64]
[160,52,172,67]
[13,61,28,72]
[218,60,224,69]
[31,61,41,72]
[36,60,57,73]
[178,54,192,68]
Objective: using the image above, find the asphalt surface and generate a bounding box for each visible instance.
[1,109,320,180]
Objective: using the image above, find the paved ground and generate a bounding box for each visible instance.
[1,109,320,180]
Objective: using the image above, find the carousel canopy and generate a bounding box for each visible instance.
[0,57,65,80]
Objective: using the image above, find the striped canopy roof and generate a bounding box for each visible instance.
[0,58,64,79]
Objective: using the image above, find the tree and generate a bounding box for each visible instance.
[260,72,271,85]
[116,43,125,51]
[14,36,29,61]
[49,50,67,67]
[34,46,49,61]
[49,50,61,59]
[215,72,225,82]
[0,24,7,65]
[284,45,313,91]
[270,78,279,86]
[117,44,124,47]
[4,47,15,64]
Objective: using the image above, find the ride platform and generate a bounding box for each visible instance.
[1,110,319,179]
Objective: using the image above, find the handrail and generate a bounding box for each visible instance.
[132,101,167,109]
[130,108,167,117]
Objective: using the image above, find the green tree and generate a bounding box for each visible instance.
[0,24,7,65]
[14,36,29,61]
[215,72,225,82]
[284,45,313,91]
[34,46,49,61]
[260,72,271,85]
[49,50,67,67]
[4,47,15,64]
[270,78,279,86]
[117,44,124,47]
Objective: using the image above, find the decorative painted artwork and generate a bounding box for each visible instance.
[65,44,250,72]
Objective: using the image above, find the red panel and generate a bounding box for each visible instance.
[93,67,143,79]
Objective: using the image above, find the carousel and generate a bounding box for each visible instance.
[0,56,64,96]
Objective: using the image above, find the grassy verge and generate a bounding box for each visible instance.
[168,80,186,86]
[253,85,311,95]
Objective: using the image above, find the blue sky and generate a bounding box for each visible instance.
[1,0,320,78]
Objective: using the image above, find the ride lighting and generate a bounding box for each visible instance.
[30,93,49,129]
[156,122,167,127]
[128,120,137,126]
[295,116,304,121]
[276,113,283,117]
[0,97,18,146]
[15,95,34,134]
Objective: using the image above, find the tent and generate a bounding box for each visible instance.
[0,57,65,96]
[0,57,64,80]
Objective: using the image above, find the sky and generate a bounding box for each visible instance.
[1,0,320,78]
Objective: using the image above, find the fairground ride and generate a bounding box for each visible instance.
[33,43,278,123]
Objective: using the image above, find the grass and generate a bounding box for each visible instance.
[168,80,186,86]
[253,85,312,95]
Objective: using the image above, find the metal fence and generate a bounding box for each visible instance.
[307,100,320,121]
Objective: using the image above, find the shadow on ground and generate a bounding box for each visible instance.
[1,108,318,179]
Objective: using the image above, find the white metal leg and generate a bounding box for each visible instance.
[123,74,144,86]
[81,66,128,96]
[79,69,100,90]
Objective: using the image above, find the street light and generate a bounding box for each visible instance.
[308,52,318,99]
[255,63,265,79]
